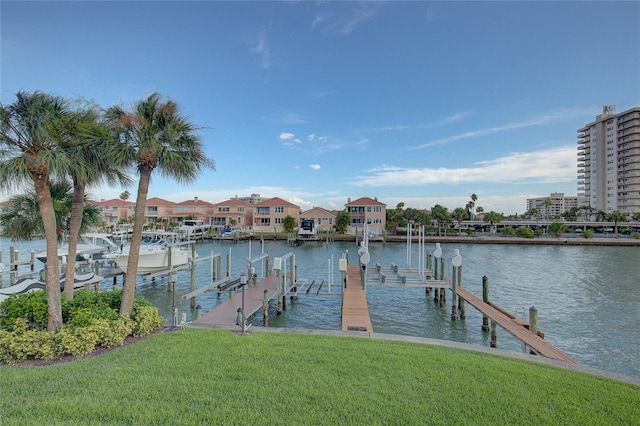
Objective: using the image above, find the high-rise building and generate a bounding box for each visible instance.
[577,106,640,216]
[525,192,582,220]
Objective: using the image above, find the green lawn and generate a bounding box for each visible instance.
[1,328,638,425]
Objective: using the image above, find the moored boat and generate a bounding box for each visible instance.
[0,272,104,303]
[102,239,193,275]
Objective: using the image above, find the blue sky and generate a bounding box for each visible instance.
[2,1,639,215]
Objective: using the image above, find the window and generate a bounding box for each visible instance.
[218,207,229,212]
[275,207,284,213]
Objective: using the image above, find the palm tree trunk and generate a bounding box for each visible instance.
[120,168,151,315]
[63,182,85,300]
[34,177,63,331]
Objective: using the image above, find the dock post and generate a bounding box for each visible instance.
[10,247,17,271]
[190,244,197,308]
[276,267,282,315]
[196,305,202,320]
[482,276,490,331]
[439,261,446,306]
[457,263,465,319]
[30,251,35,271]
[263,289,269,326]
[490,320,497,348]
[529,306,538,335]
[451,263,458,320]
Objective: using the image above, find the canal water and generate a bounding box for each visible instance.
[1,238,638,379]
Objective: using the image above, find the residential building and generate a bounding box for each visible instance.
[210,198,253,227]
[252,197,300,232]
[144,197,176,226]
[345,197,386,235]
[174,197,215,223]
[526,192,582,220]
[299,207,336,231]
[91,198,135,228]
[578,106,640,216]
[237,193,264,205]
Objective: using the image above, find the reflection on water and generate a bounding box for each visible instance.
[1,238,638,379]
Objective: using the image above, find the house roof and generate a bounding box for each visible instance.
[212,198,252,208]
[300,206,336,217]
[345,197,386,207]
[254,197,299,208]
[90,198,135,207]
[176,198,216,207]
[146,197,175,207]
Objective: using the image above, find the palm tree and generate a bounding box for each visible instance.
[579,205,594,222]
[452,207,468,235]
[104,93,214,315]
[483,211,503,234]
[119,190,131,201]
[594,210,607,222]
[430,204,449,236]
[543,199,553,227]
[59,106,132,299]
[0,182,101,242]
[607,211,627,235]
[0,91,71,331]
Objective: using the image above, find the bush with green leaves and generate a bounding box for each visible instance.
[581,230,594,239]
[0,290,165,364]
[499,227,516,237]
[515,227,535,238]
[548,222,568,238]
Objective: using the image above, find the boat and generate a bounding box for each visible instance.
[102,238,193,275]
[297,219,319,240]
[35,233,121,264]
[178,220,210,239]
[0,272,104,303]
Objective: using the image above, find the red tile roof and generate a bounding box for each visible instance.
[254,197,299,208]
[345,197,386,207]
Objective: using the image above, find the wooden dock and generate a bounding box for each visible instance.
[455,286,577,363]
[191,274,278,327]
[341,265,373,332]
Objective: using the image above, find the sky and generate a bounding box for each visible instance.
[2,1,639,215]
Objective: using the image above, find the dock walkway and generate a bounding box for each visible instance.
[455,286,577,363]
[191,274,278,327]
[341,265,373,332]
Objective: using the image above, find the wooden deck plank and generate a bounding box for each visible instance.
[192,274,278,327]
[456,286,577,363]
[341,265,373,332]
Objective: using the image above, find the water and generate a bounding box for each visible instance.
[1,238,638,379]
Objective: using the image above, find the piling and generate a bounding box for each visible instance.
[190,244,197,308]
[263,289,269,326]
[490,320,497,348]
[529,306,538,335]
[196,305,202,320]
[450,264,458,320]
[482,276,490,331]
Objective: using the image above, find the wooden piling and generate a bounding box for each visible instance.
[263,289,269,326]
[482,276,490,331]
[490,320,497,347]
[190,244,197,308]
[529,306,538,335]
[450,264,458,320]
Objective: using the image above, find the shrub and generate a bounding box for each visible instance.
[87,317,132,347]
[548,222,568,238]
[515,227,535,238]
[131,305,166,337]
[54,326,99,357]
[499,227,516,237]
[0,319,55,363]
[581,230,594,239]
[0,290,48,331]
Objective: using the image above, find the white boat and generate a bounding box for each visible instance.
[103,238,193,275]
[297,219,319,240]
[178,220,210,239]
[0,272,104,303]
[35,233,121,264]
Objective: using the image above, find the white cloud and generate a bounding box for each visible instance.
[309,164,321,170]
[312,3,379,35]
[248,30,270,69]
[352,146,577,187]
[280,132,295,141]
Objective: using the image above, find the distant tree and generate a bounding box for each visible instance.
[632,212,640,222]
[283,215,295,233]
[483,211,503,233]
[452,207,468,235]
[119,190,131,201]
[336,210,350,234]
[386,202,405,234]
[548,222,568,238]
[607,211,627,235]
[228,218,238,227]
[543,199,553,225]
[579,205,595,222]
[562,206,580,222]
[430,204,449,236]
[524,208,538,220]
[594,210,607,222]
[475,206,484,217]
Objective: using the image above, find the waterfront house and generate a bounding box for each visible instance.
[91,198,135,229]
[210,198,253,227]
[174,197,215,224]
[345,197,386,236]
[144,197,176,227]
[300,207,336,231]
[253,197,301,232]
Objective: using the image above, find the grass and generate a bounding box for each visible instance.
[1,328,638,425]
